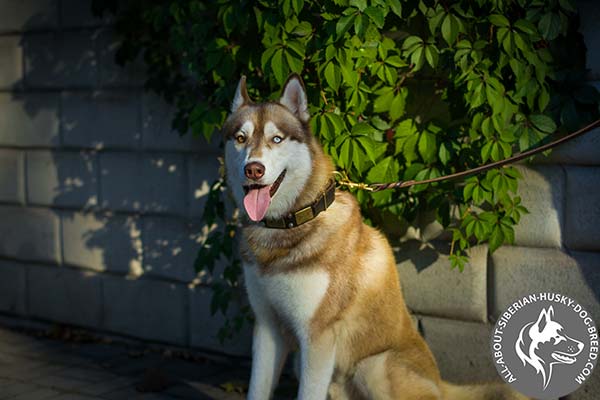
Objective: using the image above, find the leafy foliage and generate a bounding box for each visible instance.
[93,0,599,340]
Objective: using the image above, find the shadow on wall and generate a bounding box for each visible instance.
[11,10,222,300]
[395,161,600,317]
[8,3,600,361]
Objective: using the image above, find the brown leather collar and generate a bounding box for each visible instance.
[261,180,336,229]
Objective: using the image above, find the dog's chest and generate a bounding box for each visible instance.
[244,263,329,339]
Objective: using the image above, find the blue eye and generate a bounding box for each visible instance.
[273,136,283,144]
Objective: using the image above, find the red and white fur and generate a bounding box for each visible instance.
[222,74,529,400]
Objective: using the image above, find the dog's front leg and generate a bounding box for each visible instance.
[297,331,336,400]
[247,319,288,400]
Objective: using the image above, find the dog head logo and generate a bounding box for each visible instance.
[515,306,584,390]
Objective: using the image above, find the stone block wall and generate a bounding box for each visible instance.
[0,0,248,357]
[0,1,598,399]
[396,3,600,397]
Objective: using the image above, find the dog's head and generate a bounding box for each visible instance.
[515,306,584,388]
[222,75,319,222]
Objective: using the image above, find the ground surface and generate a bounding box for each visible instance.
[0,318,296,400]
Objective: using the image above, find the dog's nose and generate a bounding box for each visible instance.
[244,162,265,180]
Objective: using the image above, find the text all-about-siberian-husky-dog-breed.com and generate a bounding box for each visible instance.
[222,74,529,400]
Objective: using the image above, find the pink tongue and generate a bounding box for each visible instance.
[243,186,272,222]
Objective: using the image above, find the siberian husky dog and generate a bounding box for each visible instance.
[223,74,528,400]
[515,306,584,390]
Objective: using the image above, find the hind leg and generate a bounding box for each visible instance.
[353,351,442,400]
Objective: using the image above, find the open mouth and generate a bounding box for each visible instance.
[552,351,577,364]
[242,169,286,222]
[243,169,287,197]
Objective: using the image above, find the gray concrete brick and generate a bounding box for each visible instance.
[97,28,145,87]
[103,386,175,400]
[580,0,600,79]
[30,374,90,392]
[103,276,187,345]
[571,250,600,321]
[10,387,60,400]
[188,155,221,218]
[61,0,110,29]
[0,206,60,263]
[420,317,499,384]
[54,366,115,384]
[27,265,103,328]
[37,394,96,400]
[490,246,600,324]
[513,165,564,248]
[99,153,186,215]
[0,382,42,399]
[142,216,202,282]
[26,150,98,208]
[61,91,140,149]
[0,93,59,147]
[141,93,210,152]
[393,207,462,243]
[396,241,488,322]
[0,149,25,204]
[0,36,23,89]
[565,166,600,251]
[189,286,252,356]
[0,0,58,33]
[535,126,600,165]
[76,376,133,396]
[0,260,26,315]
[61,211,142,275]
[23,31,97,88]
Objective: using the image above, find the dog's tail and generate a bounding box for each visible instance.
[442,381,529,400]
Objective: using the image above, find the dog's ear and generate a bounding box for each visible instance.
[535,307,552,333]
[232,76,251,113]
[280,74,309,122]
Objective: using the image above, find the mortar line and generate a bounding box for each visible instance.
[486,249,495,323]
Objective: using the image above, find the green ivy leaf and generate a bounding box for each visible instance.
[442,14,460,45]
[367,156,400,183]
[424,45,439,68]
[292,21,312,36]
[411,46,425,71]
[292,0,304,15]
[271,48,287,84]
[489,225,504,253]
[103,0,600,345]
[514,19,536,35]
[336,13,357,39]
[324,62,341,91]
[402,35,423,52]
[539,13,561,41]
[364,6,385,29]
[389,0,402,17]
[529,114,557,134]
[350,0,367,12]
[389,93,406,120]
[418,130,436,163]
[374,88,394,113]
[489,14,510,27]
[439,142,451,165]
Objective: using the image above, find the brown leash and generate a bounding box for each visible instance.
[335,119,600,192]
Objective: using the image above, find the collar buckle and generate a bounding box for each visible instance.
[260,179,336,229]
[294,206,315,226]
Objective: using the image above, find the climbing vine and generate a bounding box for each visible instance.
[93,0,599,341]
